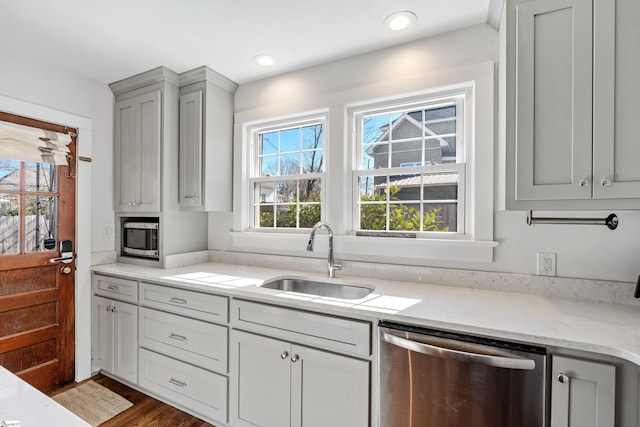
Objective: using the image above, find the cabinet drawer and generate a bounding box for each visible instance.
[231,300,371,357]
[139,307,228,373]
[93,274,138,303]
[139,282,228,323]
[139,348,227,424]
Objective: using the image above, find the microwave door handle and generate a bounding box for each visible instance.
[382,331,536,371]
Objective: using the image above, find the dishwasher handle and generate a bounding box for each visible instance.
[382,331,536,370]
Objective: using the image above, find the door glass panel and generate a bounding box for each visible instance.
[24,195,57,253]
[0,193,19,255]
[0,160,20,191]
[24,162,57,192]
[0,158,59,255]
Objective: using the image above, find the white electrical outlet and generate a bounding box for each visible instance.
[101,224,114,238]
[537,252,556,276]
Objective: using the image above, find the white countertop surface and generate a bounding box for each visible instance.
[0,366,91,427]
[92,262,640,366]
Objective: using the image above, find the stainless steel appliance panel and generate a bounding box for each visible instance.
[379,322,546,427]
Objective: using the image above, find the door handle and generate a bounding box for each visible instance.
[50,256,74,264]
[50,239,74,264]
[382,331,536,370]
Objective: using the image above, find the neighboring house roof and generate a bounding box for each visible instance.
[375,172,459,190]
[366,112,455,155]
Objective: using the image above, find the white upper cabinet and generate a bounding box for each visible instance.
[114,90,161,212]
[178,66,237,211]
[179,91,203,208]
[505,0,640,209]
[110,67,180,213]
[592,0,640,200]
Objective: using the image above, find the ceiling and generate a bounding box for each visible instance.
[0,0,498,85]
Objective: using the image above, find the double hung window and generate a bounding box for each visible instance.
[250,118,325,229]
[352,96,465,236]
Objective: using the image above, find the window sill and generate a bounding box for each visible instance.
[230,231,498,264]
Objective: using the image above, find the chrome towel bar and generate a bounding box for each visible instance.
[526,210,619,230]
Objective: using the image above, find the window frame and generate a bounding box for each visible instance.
[232,62,496,264]
[347,86,473,241]
[247,113,328,231]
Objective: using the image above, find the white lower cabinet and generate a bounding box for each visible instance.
[92,296,138,384]
[139,306,228,373]
[137,282,230,424]
[550,355,616,427]
[230,330,370,427]
[138,348,227,422]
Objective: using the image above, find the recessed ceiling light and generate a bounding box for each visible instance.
[254,54,275,67]
[384,11,417,31]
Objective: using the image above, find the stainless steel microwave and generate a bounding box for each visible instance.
[121,218,159,260]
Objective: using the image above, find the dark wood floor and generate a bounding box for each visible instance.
[49,373,218,426]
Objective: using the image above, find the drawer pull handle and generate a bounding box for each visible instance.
[107,285,121,291]
[280,351,289,360]
[169,297,188,305]
[169,333,187,341]
[291,354,300,363]
[169,377,187,388]
[557,373,570,384]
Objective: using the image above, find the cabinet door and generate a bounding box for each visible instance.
[136,90,161,212]
[92,296,114,373]
[231,330,291,427]
[291,345,369,427]
[113,300,138,383]
[592,0,640,199]
[179,91,203,208]
[550,355,615,427]
[513,0,593,201]
[114,98,138,211]
[114,91,161,212]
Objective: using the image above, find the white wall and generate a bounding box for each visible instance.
[212,23,640,284]
[0,46,115,254]
[0,45,115,380]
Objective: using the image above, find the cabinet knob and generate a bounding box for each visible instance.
[579,179,590,187]
[600,178,611,187]
[280,351,289,360]
[291,354,299,363]
[557,373,570,383]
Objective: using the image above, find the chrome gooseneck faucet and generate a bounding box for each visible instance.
[306,221,342,278]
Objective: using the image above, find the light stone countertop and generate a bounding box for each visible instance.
[92,261,640,366]
[0,366,91,427]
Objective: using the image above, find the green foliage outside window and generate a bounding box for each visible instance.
[260,193,321,228]
[259,186,448,232]
[360,185,449,232]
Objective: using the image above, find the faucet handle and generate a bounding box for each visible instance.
[333,262,343,271]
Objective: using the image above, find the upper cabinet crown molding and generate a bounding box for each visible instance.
[179,66,238,94]
[109,66,180,96]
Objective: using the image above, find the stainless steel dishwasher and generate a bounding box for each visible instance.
[379,321,546,427]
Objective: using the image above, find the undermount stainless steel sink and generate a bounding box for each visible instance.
[260,276,374,300]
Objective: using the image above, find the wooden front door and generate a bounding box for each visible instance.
[0,112,76,393]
